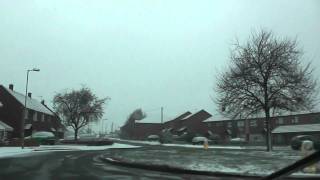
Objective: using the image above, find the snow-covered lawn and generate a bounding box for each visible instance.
[35,143,140,151]
[110,138,161,145]
[104,146,303,176]
[0,143,139,158]
[111,138,245,149]
[0,147,34,158]
[162,143,244,150]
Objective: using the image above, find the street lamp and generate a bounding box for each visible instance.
[21,68,40,149]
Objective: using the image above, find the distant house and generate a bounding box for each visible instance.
[120,110,213,141]
[162,111,192,134]
[0,120,13,141]
[120,120,163,140]
[204,112,320,145]
[131,122,163,140]
[0,84,64,139]
[179,110,212,135]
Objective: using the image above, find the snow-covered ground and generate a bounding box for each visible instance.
[112,138,246,150]
[0,143,139,158]
[0,147,34,158]
[110,138,161,145]
[104,146,305,176]
[162,143,244,150]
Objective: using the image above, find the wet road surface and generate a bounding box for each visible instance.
[0,149,249,180]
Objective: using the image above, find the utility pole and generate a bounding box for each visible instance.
[111,122,114,133]
[161,107,164,124]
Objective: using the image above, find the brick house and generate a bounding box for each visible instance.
[120,119,163,140]
[162,111,192,134]
[0,120,13,141]
[204,112,320,145]
[120,110,212,140]
[179,110,212,136]
[0,84,64,139]
[130,122,163,140]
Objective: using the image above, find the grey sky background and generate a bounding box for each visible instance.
[0,0,319,132]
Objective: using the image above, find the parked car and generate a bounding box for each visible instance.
[192,136,209,145]
[147,135,160,141]
[26,131,56,145]
[291,135,320,151]
[208,134,220,144]
[230,138,247,145]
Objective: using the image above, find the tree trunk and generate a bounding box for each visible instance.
[265,108,272,151]
[74,128,78,141]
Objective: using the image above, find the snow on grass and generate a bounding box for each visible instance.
[105,146,303,176]
[0,143,140,158]
[112,138,244,149]
[162,143,244,150]
[110,138,161,145]
[34,143,140,151]
[0,147,34,158]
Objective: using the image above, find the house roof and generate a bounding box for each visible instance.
[272,124,320,134]
[3,86,54,115]
[203,117,232,122]
[163,111,192,124]
[204,111,320,123]
[135,121,162,124]
[180,113,194,121]
[177,126,187,132]
[0,121,13,131]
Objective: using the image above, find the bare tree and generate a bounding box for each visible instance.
[125,108,147,124]
[120,108,147,139]
[53,87,109,140]
[216,30,318,151]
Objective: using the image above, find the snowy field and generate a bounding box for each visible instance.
[0,143,139,158]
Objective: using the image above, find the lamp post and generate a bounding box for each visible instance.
[21,68,40,149]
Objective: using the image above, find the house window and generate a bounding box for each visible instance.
[41,114,45,122]
[277,118,284,125]
[216,122,222,127]
[227,122,232,128]
[33,112,37,122]
[291,117,299,124]
[24,109,28,119]
[47,116,51,122]
[250,120,257,127]
[237,121,244,127]
[208,123,212,128]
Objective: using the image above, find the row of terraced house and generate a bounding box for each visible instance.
[0,84,65,142]
[120,109,320,145]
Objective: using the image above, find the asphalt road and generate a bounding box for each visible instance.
[0,148,248,180]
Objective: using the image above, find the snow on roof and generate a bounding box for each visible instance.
[135,118,162,124]
[203,117,232,122]
[180,113,194,120]
[272,123,320,134]
[4,87,53,115]
[0,121,13,131]
[177,126,187,132]
[163,111,191,124]
[204,111,319,123]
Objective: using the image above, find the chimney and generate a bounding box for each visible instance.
[28,92,32,98]
[41,100,45,105]
[9,84,13,91]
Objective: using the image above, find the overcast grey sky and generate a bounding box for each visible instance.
[0,0,319,132]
